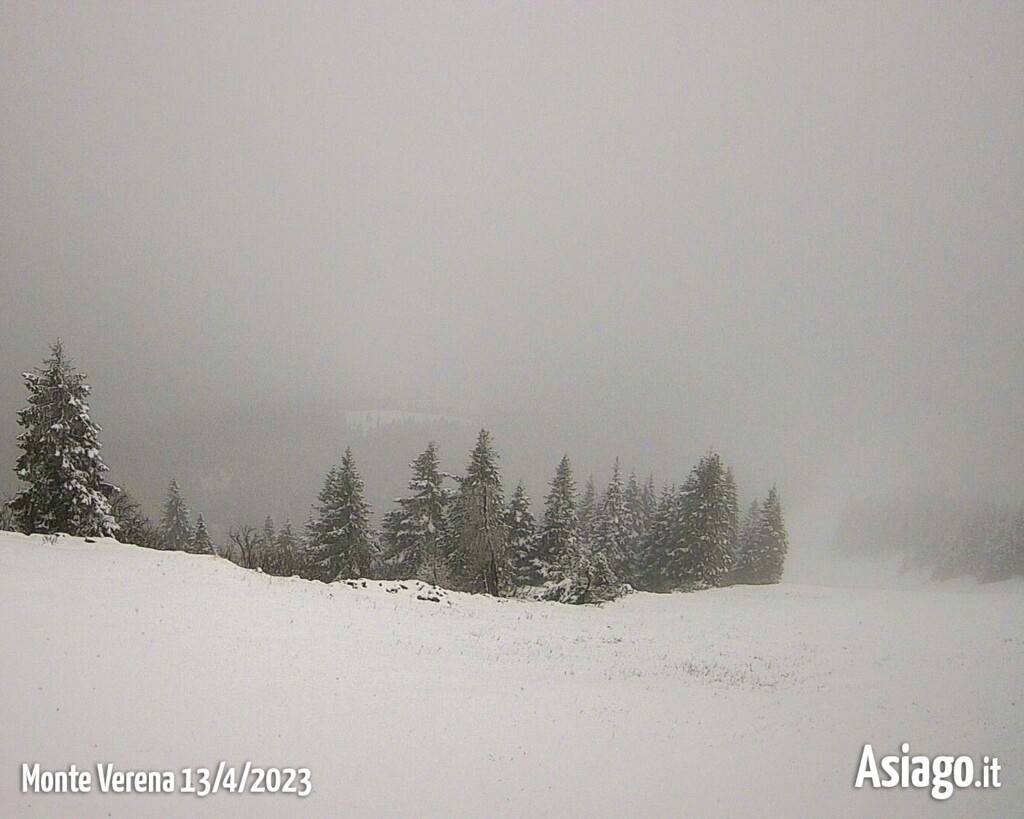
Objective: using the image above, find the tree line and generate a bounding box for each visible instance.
[833,494,1024,583]
[4,342,789,602]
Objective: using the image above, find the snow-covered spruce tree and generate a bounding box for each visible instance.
[277,519,297,551]
[638,484,677,591]
[532,456,579,585]
[723,467,740,565]
[728,498,761,584]
[382,442,451,585]
[262,515,276,553]
[592,459,630,581]
[190,513,215,555]
[625,475,659,588]
[544,521,620,604]
[161,479,192,551]
[641,475,657,530]
[577,475,598,551]
[757,486,788,583]
[257,514,277,571]
[305,449,376,582]
[9,341,117,537]
[724,487,788,585]
[622,471,650,584]
[662,453,732,589]
[271,519,299,577]
[579,542,619,603]
[533,457,625,605]
[542,541,618,604]
[505,482,538,589]
[449,430,507,595]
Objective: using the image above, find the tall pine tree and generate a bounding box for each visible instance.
[190,513,214,555]
[382,442,451,585]
[577,475,598,552]
[592,459,629,580]
[662,452,732,589]
[505,482,538,589]
[305,449,376,581]
[729,498,762,584]
[723,467,740,565]
[268,519,298,577]
[639,484,677,591]
[731,489,788,584]
[758,486,788,583]
[533,456,579,584]
[622,471,648,584]
[161,479,192,550]
[450,430,507,595]
[10,341,117,537]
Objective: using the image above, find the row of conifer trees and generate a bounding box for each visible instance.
[5,342,788,602]
[142,431,788,602]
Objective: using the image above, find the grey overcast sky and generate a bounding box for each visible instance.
[2,2,1022,549]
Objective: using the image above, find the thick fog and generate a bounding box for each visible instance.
[2,3,1022,562]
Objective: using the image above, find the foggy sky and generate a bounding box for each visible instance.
[2,2,1022,552]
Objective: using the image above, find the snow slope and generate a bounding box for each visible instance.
[1,532,1021,817]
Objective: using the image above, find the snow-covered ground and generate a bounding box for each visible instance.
[1,532,1021,817]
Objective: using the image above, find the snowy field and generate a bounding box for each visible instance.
[1,532,1021,817]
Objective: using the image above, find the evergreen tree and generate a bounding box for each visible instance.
[259,515,299,576]
[592,459,629,580]
[450,430,507,595]
[277,519,297,552]
[262,515,276,551]
[577,475,598,551]
[757,486,788,583]
[273,519,299,576]
[723,467,740,564]
[505,482,538,589]
[627,475,659,587]
[729,499,762,584]
[9,341,117,537]
[305,449,376,581]
[577,543,619,602]
[161,479,192,551]
[622,471,648,584]
[639,485,677,591]
[258,514,277,570]
[533,456,579,584]
[530,458,624,604]
[662,452,732,589]
[382,442,450,585]
[544,537,619,604]
[640,475,658,528]
[190,513,215,556]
